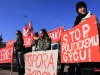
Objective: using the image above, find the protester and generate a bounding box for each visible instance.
[68,1,100,75]
[74,1,100,39]
[36,28,51,51]
[14,30,25,75]
[31,32,39,51]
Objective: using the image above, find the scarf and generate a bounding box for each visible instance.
[74,13,87,26]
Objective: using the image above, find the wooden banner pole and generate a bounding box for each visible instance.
[10,61,13,75]
[10,48,14,75]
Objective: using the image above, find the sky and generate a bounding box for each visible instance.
[0,0,100,42]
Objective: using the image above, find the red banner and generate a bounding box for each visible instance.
[0,46,14,63]
[23,36,34,48]
[6,40,15,47]
[23,21,34,36]
[61,15,100,63]
[6,36,34,48]
[48,26,64,43]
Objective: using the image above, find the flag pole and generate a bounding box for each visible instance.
[10,48,14,75]
[10,62,13,75]
[23,15,27,26]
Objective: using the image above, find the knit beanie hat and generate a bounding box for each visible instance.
[76,1,87,14]
[34,32,39,37]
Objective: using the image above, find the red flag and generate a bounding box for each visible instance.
[23,21,34,36]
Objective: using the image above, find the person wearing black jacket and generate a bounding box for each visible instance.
[75,1,88,75]
[69,1,100,75]
[69,1,89,75]
[14,30,25,75]
[74,1,100,39]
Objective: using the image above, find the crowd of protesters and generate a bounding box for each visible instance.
[14,28,51,75]
[13,1,100,75]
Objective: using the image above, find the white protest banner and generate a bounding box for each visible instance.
[24,50,58,75]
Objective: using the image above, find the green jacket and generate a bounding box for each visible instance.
[37,36,51,51]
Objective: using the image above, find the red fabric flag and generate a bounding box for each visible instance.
[23,20,34,36]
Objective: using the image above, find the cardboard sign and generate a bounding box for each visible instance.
[24,50,58,75]
[61,15,100,63]
[23,36,34,48]
[48,26,64,43]
[0,46,14,63]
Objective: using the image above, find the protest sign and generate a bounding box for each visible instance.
[6,36,33,48]
[24,50,58,75]
[61,15,100,63]
[6,40,15,47]
[48,26,64,43]
[23,36,34,48]
[0,46,14,63]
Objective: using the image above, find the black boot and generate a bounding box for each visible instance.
[69,64,75,75]
[18,68,24,75]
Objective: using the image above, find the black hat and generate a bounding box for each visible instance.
[34,32,38,37]
[76,1,87,14]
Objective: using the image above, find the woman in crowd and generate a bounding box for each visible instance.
[36,28,51,51]
[14,30,25,75]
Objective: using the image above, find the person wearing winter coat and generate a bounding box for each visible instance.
[31,32,39,51]
[69,1,100,75]
[36,28,51,51]
[14,30,25,75]
[74,1,100,40]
